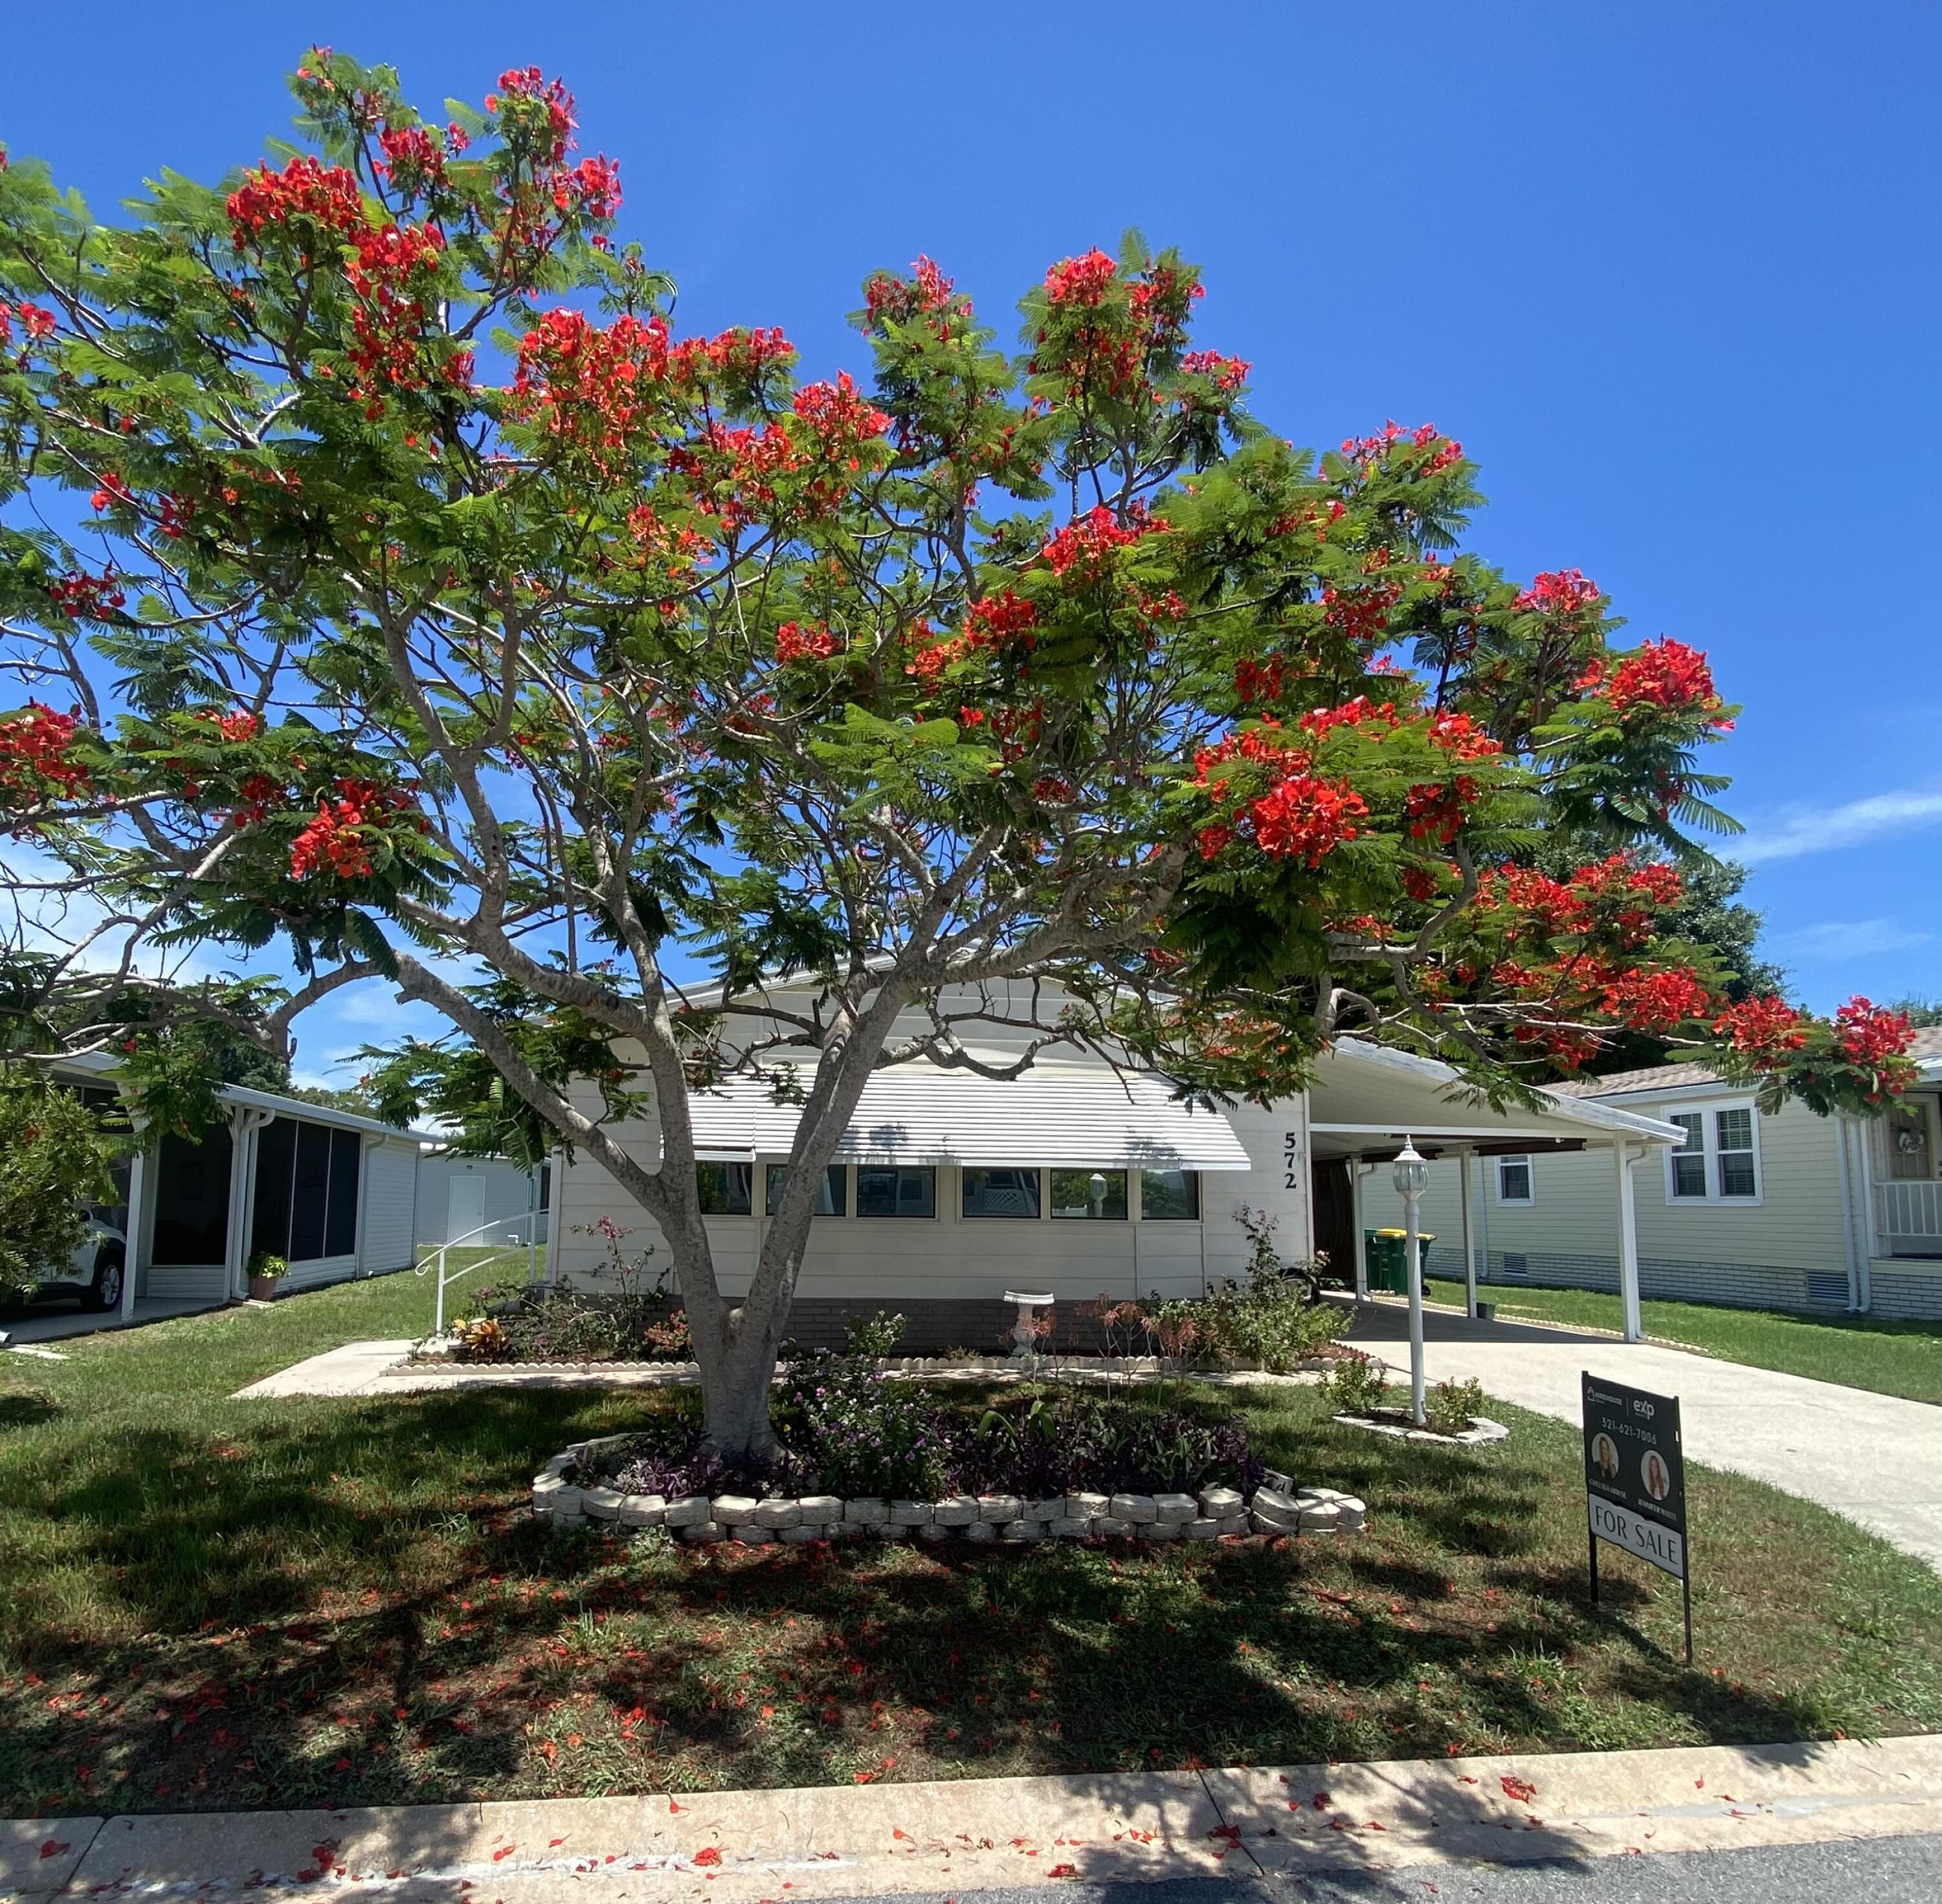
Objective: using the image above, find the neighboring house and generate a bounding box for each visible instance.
[1359,1028,1942,1320]
[550,977,1684,1349]
[415,1149,550,1250]
[45,1053,430,1318]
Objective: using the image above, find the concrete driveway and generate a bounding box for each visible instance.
[1346,1300,1942,1573]
[0,1296,221,1348]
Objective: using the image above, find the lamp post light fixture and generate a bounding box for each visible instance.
[1392,1138,1431,1426]
[1088,1170,1108,1218]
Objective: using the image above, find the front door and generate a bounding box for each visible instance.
[1310,1158,1355,1285]
[446,1173,488,1246]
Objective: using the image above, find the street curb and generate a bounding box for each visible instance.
[5,1735,1940,1901]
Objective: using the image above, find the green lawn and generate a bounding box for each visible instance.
[1425,1276,1942,1406]
[2,1272,1939,1817]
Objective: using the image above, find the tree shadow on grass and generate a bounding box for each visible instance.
[0,1391,59,1429]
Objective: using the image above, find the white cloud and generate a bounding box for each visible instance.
[1772,918,1933,960]
[1738,788,1942,865]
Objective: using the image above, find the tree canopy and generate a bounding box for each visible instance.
[0,50,1915,1447]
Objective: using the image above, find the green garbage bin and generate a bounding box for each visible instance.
[1363,1228,1434,1295]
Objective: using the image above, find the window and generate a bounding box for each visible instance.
[1714,1109,1756,1199]
[1050,1168,1127,1219]
[695,1162,753,1215]
[1664,1104,1760,1203]
[1139,1169,1200,1220]
[1888,1100,1935,1181]
[251,1116,363,1262]
[963,1168,1042,1219]
[765,1163,847,1216]
[856,1166,935,1217]
[1496,1155,1533,1204]
[1669,1115,1707,1199]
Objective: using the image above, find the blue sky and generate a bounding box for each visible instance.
[5,2,1937,1087]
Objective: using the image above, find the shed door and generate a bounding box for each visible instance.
[447,1172,487,1245]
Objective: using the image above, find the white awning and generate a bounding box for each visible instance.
[686,1059,1251,1171]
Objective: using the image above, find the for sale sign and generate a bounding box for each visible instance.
[1582,1371,1693,1658]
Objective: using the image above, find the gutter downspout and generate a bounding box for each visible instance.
[1835,1113,1862,1313]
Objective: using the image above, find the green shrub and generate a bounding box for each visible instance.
[0,1073,116,1298]
[1425,1375,1486,1437]
[1319,1348,1388,1416]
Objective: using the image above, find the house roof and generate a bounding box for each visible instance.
[49,1052,433,1142]
[1546,1061,1725,1100]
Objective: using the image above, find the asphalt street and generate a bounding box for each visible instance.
[805,1830,1942,1903]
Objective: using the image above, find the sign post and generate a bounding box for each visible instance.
[1581,1372,1692,1663]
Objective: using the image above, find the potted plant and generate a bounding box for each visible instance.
[247,1252,289,1301]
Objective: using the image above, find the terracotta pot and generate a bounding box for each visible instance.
[249,1275,282,1301]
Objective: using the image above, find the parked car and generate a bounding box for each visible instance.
[23,1214,127,1313]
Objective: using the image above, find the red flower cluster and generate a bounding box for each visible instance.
[1603,965,1712,1033]
[511,309,669,470]
[670,325,794,386]
[0,703,89,802]
[0,299,57,348]
[1044,249,1119,308]
[1578,637,1730,727]
[491,67,577,163]
[227,155,364,250]
[863,256,959,331]
[288,777,414,882]
[1340,421,1463,474]
[1248,773,1368,866]
[1235,658,1284,706]
[217,709,261,742]
[1834,995,1914,1068]
[790,371,891,486]
[557,155,621,219]
[1714,995,1807,1066]
[1515,568,1600,615]
[1040,504,1162,580]
[1180,349,1249,392]
[963,591,1039,650]
[1404,778,1479,844]
[667,421,799,529]
[342,219,447,408]
[1298,696,1400,741]
[375,123,447,196]
[47,570,126,621]
[1427,711,1502,762]
[1320,580,1403,645]
[774,622,838,663]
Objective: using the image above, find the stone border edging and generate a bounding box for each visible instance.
[412,1349,1338,1377]
[1334,1410,1510,1445]
[533,1439,1367,1545]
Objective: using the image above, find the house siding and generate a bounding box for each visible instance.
[360,1137,421,1275]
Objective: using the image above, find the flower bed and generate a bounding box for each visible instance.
[532,1437,1365,1544]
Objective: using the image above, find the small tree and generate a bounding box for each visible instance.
[0,51,1913,1451]
[0,1074,117,1297]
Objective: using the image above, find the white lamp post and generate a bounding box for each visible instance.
[1088,1171,1108,1218]
[1392,1138,1431,1425]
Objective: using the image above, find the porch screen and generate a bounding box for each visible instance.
[252,1119,363,1262]
[150,1126,234,1266]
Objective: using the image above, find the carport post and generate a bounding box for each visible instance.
[118,1122,148,1322]
[1614,1139,1643,1342]
[1350,1162,1373,1301]
[1459,1148,1479,1320]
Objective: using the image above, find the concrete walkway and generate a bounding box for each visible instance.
[0,1296,223,1347]
[5,1736,1939,1903]
[1346,1300,1942,1572]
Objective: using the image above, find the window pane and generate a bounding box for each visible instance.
[766,1164,845,1215]
[856,1166,934,1217]
[696,1162,753,1215]
[1497,1157,1532,1202]
[1049,1168,1128,1219]
[324,1129,361,1256]
[1718,1151,1757,1198]
[1671,1114,1703,1152]
[1139,1169,1200,1220]
[1671,1152,1708,1198]
[251,1117,296,1259]
[963,1167,1042,1218]
[289,1122,331,1259]
[1715,1109,1753,1153]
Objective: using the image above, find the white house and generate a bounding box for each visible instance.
[1358,1028,1942,1320]
[415,1149,549,1250]
[47,1054,430,1320]
[550,977,1684,1349]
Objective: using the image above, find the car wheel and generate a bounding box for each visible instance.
[87,1248,125,1313]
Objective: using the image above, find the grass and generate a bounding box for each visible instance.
[1425,1276,1942,1407]
[2,1271,1940,1817]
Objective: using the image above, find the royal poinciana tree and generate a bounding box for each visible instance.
[0,53,1914,1451]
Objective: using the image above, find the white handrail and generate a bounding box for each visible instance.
[418,1208,544,1336]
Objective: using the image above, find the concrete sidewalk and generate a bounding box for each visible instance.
[6,1736,1940,1903]
[1347,1301,1942,1572]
